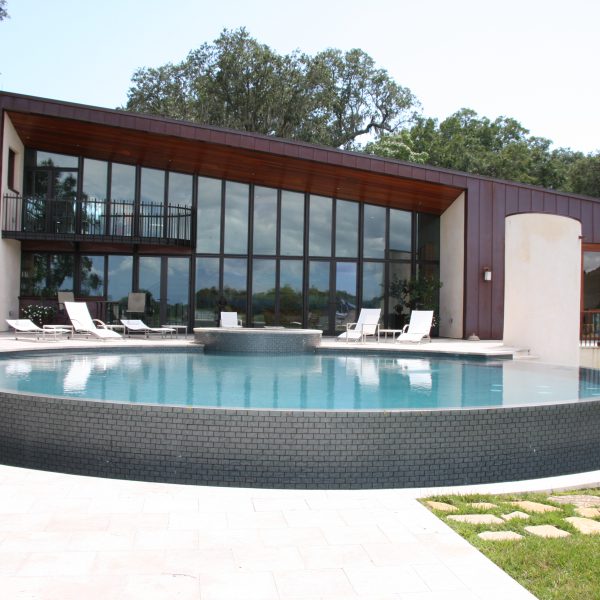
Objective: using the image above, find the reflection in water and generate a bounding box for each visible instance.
[0,352,591,411]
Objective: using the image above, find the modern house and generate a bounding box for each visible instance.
[1,92,598,365]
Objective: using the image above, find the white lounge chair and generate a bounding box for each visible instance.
[396,310,434,343]
[337,308,381,342]
[220,312,242,328]
[6,319,70,340]
[64,302,122,340]
[120,319,175,338]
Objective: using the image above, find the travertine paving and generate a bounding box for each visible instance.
[524,525,571,538]
[468,502,497,510]
[501,511,530,521]
[478,531,523,541]
[448,514,505,525]
[511,501,560,514]
[565,516,600,534]
[425,500,458,512]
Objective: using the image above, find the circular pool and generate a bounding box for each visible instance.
[1,348,599,489]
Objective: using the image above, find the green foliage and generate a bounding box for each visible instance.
[21,304,56,326]
[389,275,442,318]
[125,28,417,149]
[0,0,8,21]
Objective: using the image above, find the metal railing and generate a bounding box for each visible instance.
[2,194,192,245]
[581,310,600,346]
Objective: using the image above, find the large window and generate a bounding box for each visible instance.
[195,257,220,325]
[224,182,249,254]
[309,195,332,257]
[79,255,105,297]
[197,177,222,253]
[252,259,276,326]
[281,191,304,256]
[253,186,277,255]
[82,159,108,235]
[363,204,386,258]
[166,257,190,324]
[139,257,162,325]
[110,163,135,237]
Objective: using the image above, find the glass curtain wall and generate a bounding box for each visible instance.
[82,159,108,235]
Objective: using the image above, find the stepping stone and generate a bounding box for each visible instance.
[548,495,600,508]
[426,501,458,512]
[525,525,570,538]
[448,514,504,525]
[511,501,559,514]
[478,531,523,541]
[576,507,600,518]
[469,502,497,510]
[502,511,530,521]
[565,517,600,535]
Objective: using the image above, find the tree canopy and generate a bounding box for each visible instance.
[125,28,600,198]
[0,0,8,21]
[124,28,417,149]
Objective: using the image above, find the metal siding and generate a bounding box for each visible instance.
[518,187,532,212]
[477,181,494,338]
[491,183,506,339]
[505,185,519,215]
[581,202,593,240]
[464,180,480,337]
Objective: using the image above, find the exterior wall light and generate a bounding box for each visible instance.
[483,268,492,282]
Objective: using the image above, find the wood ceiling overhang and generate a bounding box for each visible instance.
[3,94,465,214]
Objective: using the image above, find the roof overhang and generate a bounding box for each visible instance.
[3,94,465,214]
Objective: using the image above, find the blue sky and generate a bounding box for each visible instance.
[0,0,597,152]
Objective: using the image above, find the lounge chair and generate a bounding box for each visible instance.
[120,319,175,338]
[64,302,122,340]
[337,308,381,342]
[396,310,434,343]
[220,312,242,327]
[6,319,70,340]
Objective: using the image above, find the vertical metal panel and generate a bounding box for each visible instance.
[505,185,519,215]
[463,179,480,337]
[491,183,506,338]
[556,196,570,217]
[593,204,600,243]
[518,187,532,212]
[477,180,494,338]
[531,190,544,212]
[581,201,593,241]
[569,198,582,221]
[543,192,557,214]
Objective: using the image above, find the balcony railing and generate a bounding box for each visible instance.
[1,194,192,246]
[581,310,600,346]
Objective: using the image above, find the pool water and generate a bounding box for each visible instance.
[0,351,597,410]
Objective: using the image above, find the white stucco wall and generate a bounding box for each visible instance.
[1,114,23,330]
[503,213,581,367]
[439,193,465,339]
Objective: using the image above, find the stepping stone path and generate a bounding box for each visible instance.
[426,501,458,512]
[448,514,504,525]
[525,525,570,538]
[478,531,523,541]
[511,500,559,513]
[565,517,600,535]
[576,507,600,518]
[547,494,600,508]
[468,502,497,510]
[501,511,530,521]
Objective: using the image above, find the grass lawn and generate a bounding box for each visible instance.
[422,489,600,600]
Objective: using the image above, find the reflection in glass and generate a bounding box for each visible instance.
[308,261,330,330]
[36,151,78,168]
[168,172,193,206]
[79,255,105,297]
[363,204,386,258]
[335,262,357,332]
[253,187,277,255]
[583,252,600,310]
[110,163,135,237]
[197,177,222,253]
[309,195,332,256]
[139,257,162,325]
[107,256,133,322]
[281,191,304,256]
[362,262,384,309]
[82,159,108,235]
[166,257,189,323]
[252,259,276,326]
[223,258,247,323]
[195,257,220,325]
[20,253,74,297]
[417,213,440,261]
[389,209,411,259]
[224,182,249,254]
[140,168,165,237]
[335,200,358,257]
[388,262,411,327]
[279,260,303,326]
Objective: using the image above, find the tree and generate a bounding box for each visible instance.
[0,0,8,21]
[125,28,417,149]
[566,154,600,198]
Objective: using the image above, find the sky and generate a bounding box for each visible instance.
[0,0,598,153]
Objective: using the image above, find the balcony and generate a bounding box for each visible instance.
[1,194,192,246]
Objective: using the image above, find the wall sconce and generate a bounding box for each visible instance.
[483,268,492,282]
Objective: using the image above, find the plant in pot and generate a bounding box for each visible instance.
[389,275,442,332]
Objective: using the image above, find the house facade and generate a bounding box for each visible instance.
[1,92,599,358]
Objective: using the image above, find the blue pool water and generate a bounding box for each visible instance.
[0,351,597,410]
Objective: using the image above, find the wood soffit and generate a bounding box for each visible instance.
[6,106,464,215]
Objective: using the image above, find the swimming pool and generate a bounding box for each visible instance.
[1,348,600,489]
[0,350,595,410]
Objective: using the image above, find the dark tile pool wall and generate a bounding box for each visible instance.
[193,329,322,353]
[2,391,600,488]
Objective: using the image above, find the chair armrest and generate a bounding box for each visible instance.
[346,322,358,331]
[401,324,409,333]
[93,319,109,329]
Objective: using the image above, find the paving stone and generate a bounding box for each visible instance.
[576,507,600,518]
[548,495,600,508]
[426,501,458,512]
[511,501,560,514]
[447,514,504,525]
[565,517,600,535]
[468,502,497,510]
[478,531,524,541]
[501,511,530,521]
[524,525,570,538]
